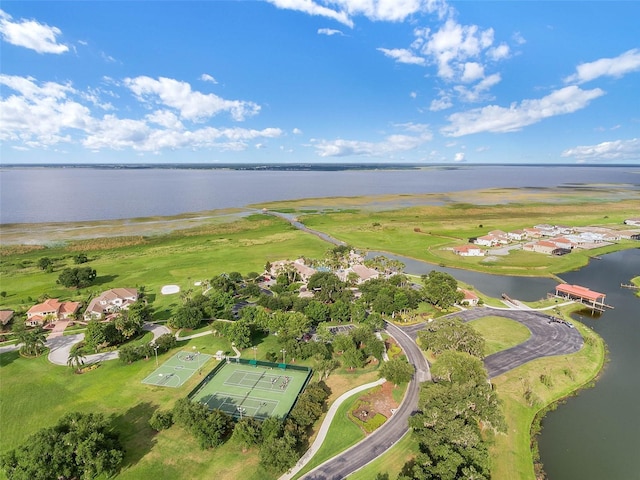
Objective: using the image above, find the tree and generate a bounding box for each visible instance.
[306,272,345,303]
[57,267,97,288]
[0,412,124,480]
[232,417,262,452]
[417,317,485,358]
[114,301,150,339]
[341,346,365,370]
[67,349,85,372]
[13,322,47,357]
[73,253,88,264]
[379,356,414,385]
[260,431,298,472]
[332,333,354,354]
[304,300,330,326]
[225,320,252,349]
[37,257,53,271]
[173,399,233,449]
[149,410,173,431]
[421,270,464,309]
[84,320,107,352]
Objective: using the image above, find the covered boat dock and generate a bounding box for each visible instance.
[555,283,609,312]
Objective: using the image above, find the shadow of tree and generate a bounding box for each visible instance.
[92,274,120,287]
[112,402,158,468]
[0,349,19,366]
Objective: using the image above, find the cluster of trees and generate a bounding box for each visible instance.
[421,271,464,309]
[168,289,235,329]
[359,275,422,316]
[321,325,386,370]
[395,315,503,480]
[0,412,124,480]
[151,382,330,474]
[11,322,47,357]
[118,333,176,364]
[57,267,97,288]
[83,301,153,352]
[379,356,414,386]
[417,317,485,358]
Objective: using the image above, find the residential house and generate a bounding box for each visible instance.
[26,298,81,326]
[458,289,479,306]
[270,259,317,282]
[84,288,139,321]
[453,245,485,257]
[523,228,542,239]
[475,235,499,247]
[525,240,559,255]
[549,237,574,250]
[349,264,380,284]
[0,310,14,326]
[508,230,525,241]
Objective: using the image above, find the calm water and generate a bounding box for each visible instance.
[1,165,638,223]
[538,249,640,480]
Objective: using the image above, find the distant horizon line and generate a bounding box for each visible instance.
[2,162,638,171]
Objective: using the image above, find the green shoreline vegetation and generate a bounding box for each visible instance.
[1,189,629,480]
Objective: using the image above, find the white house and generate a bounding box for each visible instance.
[453,245,485,257]
[508,230,525,241]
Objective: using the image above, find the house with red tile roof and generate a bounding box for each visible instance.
[453,245,485,257]
[26,298,81,326]
[458,289,479,306]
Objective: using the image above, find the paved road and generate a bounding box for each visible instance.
[401,306,584,378]
[47,322,171,366]
[302,322,430,480]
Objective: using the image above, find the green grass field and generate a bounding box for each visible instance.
[0,190,619,480]
[469,315,532,356]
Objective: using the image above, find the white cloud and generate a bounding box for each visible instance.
[410,91,417,99]
[293,127,303,134]
[0,75,92,147]
[461,62,484,82]
[378,47,425,65]
[429,90,452,111]
[124,76,260,121]
[454,152,465,161]
[0,9,68,54]
[266,0,354,27]
[487,43,510,61]
[565,49,640,84]
[442,85,605,137]
[267,0,452,27]
[0,74,282,153]
[200,73,218,84]
[561,138,640,161]
[417,19,495,80]
[314,123,431,157]
[512,31,526,45]
[318,28,344,36]
[454,72,501,102]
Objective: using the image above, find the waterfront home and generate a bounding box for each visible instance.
[458,289,479,306]
[84,288,139,321]
[453,245,485,257]
[270,259,317,282]
[26,299,81,326]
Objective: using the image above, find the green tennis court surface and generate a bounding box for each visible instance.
[190,360,311,419]
[142,350,212,388]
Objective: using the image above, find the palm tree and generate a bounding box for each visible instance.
[19,326,47,356]
[67,349,86,372]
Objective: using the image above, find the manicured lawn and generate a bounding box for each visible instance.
[0,216,329,320]
[469,315,532,356]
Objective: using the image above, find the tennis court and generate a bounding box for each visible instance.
[189,359,311,420]
[142,350,212,388]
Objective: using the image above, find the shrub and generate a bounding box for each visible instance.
[149,410,174,431]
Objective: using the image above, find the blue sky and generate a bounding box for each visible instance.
[1,1,639,164]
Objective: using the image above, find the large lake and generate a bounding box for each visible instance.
[1,164,639,478]
[1,164,638,224]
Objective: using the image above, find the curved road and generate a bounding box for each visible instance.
[302,322,430,480]
[301,306,583,479]
[401,306,584,378]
